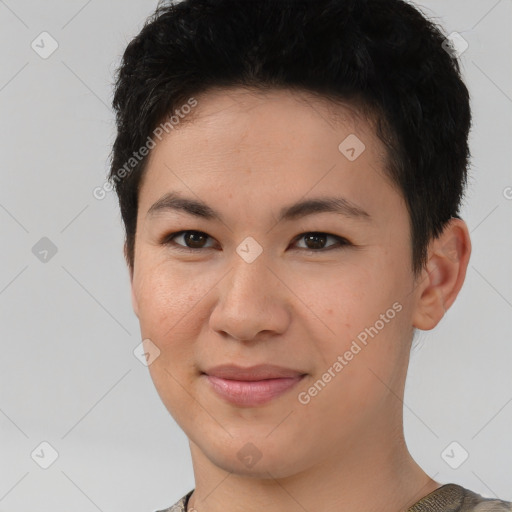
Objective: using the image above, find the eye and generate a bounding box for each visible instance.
[291,232,351,252]
[161,230,351,253]
[162,230,216,251]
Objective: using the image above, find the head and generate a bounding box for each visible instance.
[109,0,471,477]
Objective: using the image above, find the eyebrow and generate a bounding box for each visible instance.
[146,191,371,223]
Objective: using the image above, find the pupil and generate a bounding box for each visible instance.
[186,231,206,248]
[306,233,326,249]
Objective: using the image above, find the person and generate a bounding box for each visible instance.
[107,0,511,511]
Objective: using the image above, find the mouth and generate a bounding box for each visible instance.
[201,364,307,407]
[202,374,306,407]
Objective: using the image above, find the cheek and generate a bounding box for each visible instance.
[315,263,408,373]
[135,264,208,419]
[134,261,211,337]
[301,251,412,427]
[133,263,216,401]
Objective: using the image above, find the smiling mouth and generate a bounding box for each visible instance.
[202,373,306,407]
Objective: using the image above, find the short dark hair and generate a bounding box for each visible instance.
[109,0,471,277]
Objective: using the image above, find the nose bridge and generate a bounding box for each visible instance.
[225,246,272,306]
[210,247,289,340]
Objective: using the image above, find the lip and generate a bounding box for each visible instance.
[203,363,306,380]
[202,364,307,407]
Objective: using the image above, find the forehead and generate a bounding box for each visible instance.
[175,86,379,144]
[142,87,388,172]
[138,86,400,228]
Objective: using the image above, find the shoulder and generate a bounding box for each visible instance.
[460,486,512,511]
[157,486,512,512]
[408,483,511,512]
[156,486,512,512]
[154,489,194,512]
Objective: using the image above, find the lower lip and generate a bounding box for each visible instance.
[204,374,306,407]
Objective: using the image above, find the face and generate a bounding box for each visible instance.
[130,87,422,478]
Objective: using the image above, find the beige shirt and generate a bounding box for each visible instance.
[156,484,512,512]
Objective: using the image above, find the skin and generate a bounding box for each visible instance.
[128,87,471,512]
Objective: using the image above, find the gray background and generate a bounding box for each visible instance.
[0,1,511,511]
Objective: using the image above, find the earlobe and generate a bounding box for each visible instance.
[412,218,471,331]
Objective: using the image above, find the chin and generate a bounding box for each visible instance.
[196,433,308,478]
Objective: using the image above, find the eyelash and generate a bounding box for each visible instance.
[160,230,352,254]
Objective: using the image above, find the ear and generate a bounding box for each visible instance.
[125,241,139,319]
[412,218,471,331]
[131,284,139,319]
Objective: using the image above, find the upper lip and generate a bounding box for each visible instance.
[202,364,307,381]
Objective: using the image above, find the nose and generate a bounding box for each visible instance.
[208,254,291,342]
